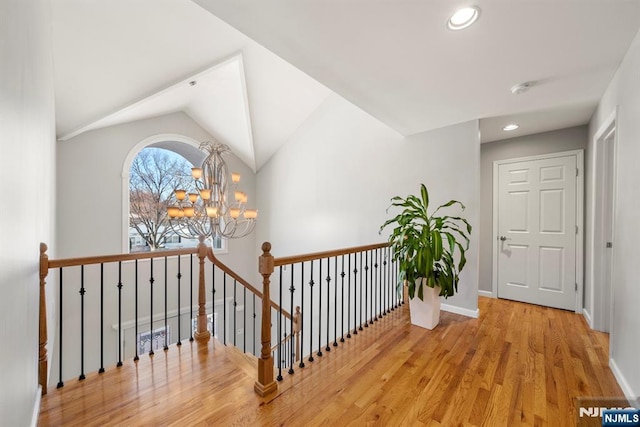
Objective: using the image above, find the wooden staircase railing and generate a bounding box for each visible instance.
[38,238,287,396]
[253,241,402,396]
[38,240,400,399]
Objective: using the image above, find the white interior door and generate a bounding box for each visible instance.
[496,154,578,311]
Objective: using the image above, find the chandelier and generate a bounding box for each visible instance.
[166,141,257,241]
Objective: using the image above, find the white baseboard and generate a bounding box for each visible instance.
[441,303,479,319]
[30,386,42,427]
[478,290,494,298]
[609,358,639,407]
[582,308,593,328]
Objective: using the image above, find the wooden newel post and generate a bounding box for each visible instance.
[254,242,277,396]
[39,243,49,395]
[194,236,211,344]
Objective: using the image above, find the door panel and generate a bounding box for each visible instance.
[497,155,577,310]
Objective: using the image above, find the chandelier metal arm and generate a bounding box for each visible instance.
[166,141,257,242]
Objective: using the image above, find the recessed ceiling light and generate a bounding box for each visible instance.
[448,6,480,30]
[503,124,519,132]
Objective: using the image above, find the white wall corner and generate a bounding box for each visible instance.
[478,290,494,298]
[30,387,42,427]
[582,308,593,328]
[441,303,480,319]
[609,358,639,406]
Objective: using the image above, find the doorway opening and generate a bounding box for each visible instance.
[591,117,616,334]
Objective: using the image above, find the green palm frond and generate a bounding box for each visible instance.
[380,184,472,300]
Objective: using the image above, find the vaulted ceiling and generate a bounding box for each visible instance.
[53,0,640,170]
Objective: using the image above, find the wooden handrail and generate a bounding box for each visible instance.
[43,245,294,317]
[206,248,291,320]
[271,333,293,352]
[273,242,390,267]
[47,247,199,269]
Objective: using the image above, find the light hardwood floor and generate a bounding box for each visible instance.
[39,297,623,426]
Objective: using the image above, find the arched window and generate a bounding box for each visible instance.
[124,135,224,253]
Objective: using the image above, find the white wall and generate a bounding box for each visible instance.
[256,94,480,314]
[479,126,588,294]
[52,112,263,385]
[56,112,258,280]
[589,29,640,403]
[0,0,56,424]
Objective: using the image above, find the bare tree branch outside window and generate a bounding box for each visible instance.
[129,148,192,251]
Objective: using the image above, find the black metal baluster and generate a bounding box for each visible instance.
[117,261,123,366]
[325,258,331,352]
[277,266,283,381]
[392,251,397,310]
[243,286,246,353]
[340,255,345,343]
[308,260,314,362]
[369,251,374,325]
[379,249,383,318]
[397,259,402,306]
[397,258,401,306]
[299,263,305,368]
[211,263,218,338]
[374,249,379,321]
[384,249,389,314]
[177,256,182,346]
[164,257,168,351]
[357,252,363,333]
[57,268,63,388]
[333,256,338,347]
[325,257,331,352]
[253,294,256,356]
[149,258,155,356]
[233,279,237,347]
[79,265,85,380]
[289,264,295,374]
[317,259,323,357]
[324,258,331,352]
[378,249,383,318]
[376,249,385,319]
[99,263,105,372]
[391,248,395,309]
[223,273,227,345]
[396,264,405,305]
[134,260,139,361]
[190,254,194,342]
[390,249,395,309]
[347,254,352,339]
[364,251,370,327]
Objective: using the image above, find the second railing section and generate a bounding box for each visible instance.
[267,242,403,383]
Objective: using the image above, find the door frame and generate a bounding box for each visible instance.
[491,149,584,313]
[589,111,617,333]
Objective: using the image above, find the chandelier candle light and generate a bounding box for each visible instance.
[167,141,257,242]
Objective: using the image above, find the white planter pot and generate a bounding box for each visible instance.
[408,278,441,330]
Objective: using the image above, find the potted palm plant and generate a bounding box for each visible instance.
[380,184,471,329]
